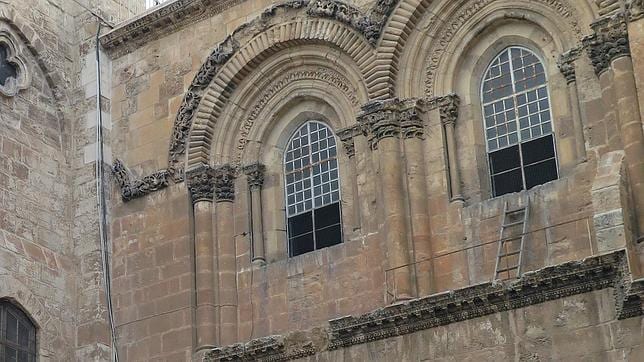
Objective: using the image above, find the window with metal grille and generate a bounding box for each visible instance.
[0,300,36,362]
[284,121,342,257]
[0,44,17,87]
[481,47,559,197]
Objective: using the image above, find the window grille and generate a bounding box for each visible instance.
[481,47,558,197]
[284,121,342,256]
[0,301,36,362]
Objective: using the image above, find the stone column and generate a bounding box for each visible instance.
[359,100,413,301]
[338,125,362,235]
[559,50,588,162]
[186,166,217,350]
[243,163,266,265]
[439,95,464,202]
[401,105,435,296]
[214,164,238,345]
[587,16,644,243]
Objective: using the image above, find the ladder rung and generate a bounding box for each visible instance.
[496,266,519,273]
[500,236,523,243]
[498,250,521,258]
[503,220,524,228]
[506,207,526,214]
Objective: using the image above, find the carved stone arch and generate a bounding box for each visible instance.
[0,6,67,103]
[205,45,367,167]
[183,18,375,170]
[389,0,589,99]
[0,278,45,330]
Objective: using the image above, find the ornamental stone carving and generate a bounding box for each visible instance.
[558,48,582,84]
[112,159,170,202]
[186,165,215,203]
[243,163,266,189]
[358,99,426,148]
[0,25,30,97]
[204,334,316,361]
[214,164,236,202]
[584,15,630,76]
[400,106,424,139]
[630,0,644,20]
[438,94,460,127]
[337,125,361,158]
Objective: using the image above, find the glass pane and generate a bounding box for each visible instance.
[315,224,342,249]
[314,203,341,229]
[5,346,17,362]
[493,169,523,197]
[7,312,18,342]
[290,233,315,257]
[288,212,313,238]
[18,322,29,346]
[524,159,558,189]
[489,146,521,174]
[18,351,28,362]
[521,135,556,165]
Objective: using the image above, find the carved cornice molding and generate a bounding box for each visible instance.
[214,164,236,202]
[438,94,460,127]
[584,14,630,76]
[204,335,316,361]
[337,125,361,158]
[243,163,266,189]
[112,159,170,202]
[202,250,642,360]
[328,250,633,350]
[186,165,215,203]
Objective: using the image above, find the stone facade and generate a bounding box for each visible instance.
[1,0,644,361]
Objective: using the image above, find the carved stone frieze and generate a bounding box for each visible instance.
[214,164,236,202]
[243,163,266,189]
[337,125,361,158]
[234,67,360,167]
[438,94,460,127]
[584,14,630,76]
[424,0,582,96]
[111,159,170,202]
[186,165,215,203]
[328,250,631,350]
[204,334,316,362]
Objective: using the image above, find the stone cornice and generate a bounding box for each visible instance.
[112,159,169,201]
[99,0,245,56]
[202,250,642,361]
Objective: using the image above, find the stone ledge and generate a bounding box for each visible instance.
[203,250,643,361]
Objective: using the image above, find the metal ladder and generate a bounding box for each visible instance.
[494,200,530,280]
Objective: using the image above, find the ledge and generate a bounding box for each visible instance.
[99,0,245,56]
[204,250,643,361]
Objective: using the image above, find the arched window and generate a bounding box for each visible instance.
[0,300,36,362]
[481,46,558,197]
[284,121,342,257]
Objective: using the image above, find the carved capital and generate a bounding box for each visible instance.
[243,163,266,189]
[337,125,361,158]
[439,94,460,127]
[630,0,644,20]
[585,15,630,76]
[186,165,215,203]
[400,106,424,139]
[558,49,580,84]
[214,164,236,202]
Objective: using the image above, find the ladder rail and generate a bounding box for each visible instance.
[494,199,529,280]
[516,199,530,275]
[494,201,508,280]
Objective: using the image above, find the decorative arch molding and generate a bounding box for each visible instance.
[180,17,376,171]
[0,6,66,103]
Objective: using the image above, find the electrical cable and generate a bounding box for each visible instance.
[95,22,119,362]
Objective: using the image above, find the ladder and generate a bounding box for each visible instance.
[494,200,530,280]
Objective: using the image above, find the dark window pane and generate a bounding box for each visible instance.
[489,145,520,174]
[493,169,523,197]
[315,224,342,249]
[19,322,29,346]
[18,351,28,362]
[314,203,340,229]
[525,159,558,189]
[290,233,314,257]
[7,312,18,342]
[521,135,555,165]
[5,346,17,362]
[288,212,313,238]
[0,45,18,86]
